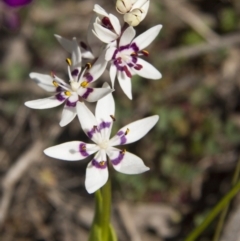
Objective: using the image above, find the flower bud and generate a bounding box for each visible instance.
[116,0,132,14]
[123,8,143,26]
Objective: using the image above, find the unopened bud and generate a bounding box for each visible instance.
[123,8,143,26]
[116,0,132,14]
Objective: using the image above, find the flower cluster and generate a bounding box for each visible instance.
[25,0,162,193]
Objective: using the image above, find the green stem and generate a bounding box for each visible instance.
[184,181,240,241]
[212,158,240,241]
[88,190,103,241]
[100,177,112,241]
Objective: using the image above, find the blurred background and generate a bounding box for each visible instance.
[1,0,240,240]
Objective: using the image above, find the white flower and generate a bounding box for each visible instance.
[116,0,150,26]
[44,85,159,193]
[92,4,121,44]
[105,24,162,99]
[25,36,112,127]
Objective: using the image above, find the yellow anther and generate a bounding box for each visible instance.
[110,115,116,121]
[64,91,71,96]
[66,58,72,66]
[85,62,92,69]
[125,128,130,135]
[52,80,58,87]
[81,81,89,88]
[99,161,105,166]
[120,149,126,154]
[142,50,149,56]
[131,52,137,56]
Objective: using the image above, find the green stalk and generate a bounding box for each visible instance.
[88,190,103,241]
[213,158,240,241]
[100,177,112,241]
[184,181,240,241]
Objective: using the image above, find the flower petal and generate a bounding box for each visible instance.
[93,23,118,43]
[109,13,121,35]
[87,50,107,81]
[3,0,32,7]
[119,26,136,47]
[78,87,113,102]
[109,64,117,87]
[29,72,56,92]
[77,102,100,143]
[133,24,162,50]
[107,147,149,174]
[131,0,150,20]
[132,58,162,79]
[85,150,108,193]
[60,105,77,127]
[93,4,108,17]
[109,115,159,146]
[105,46,117,61]
[117,71,132,100]
[95,83,115,140]
[54,35,81,67]
[44,141,99,161]
[24,95,65,109]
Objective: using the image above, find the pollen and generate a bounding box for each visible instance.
[125,128,130,135]
[99,161,105,166]
[64,91,71,96]
[66,58,72,66]
[110,115,116,121]
[131,52,137,56]
[81,144,86,150]
[85,62,92,69]
[81,81,88,88]
[52,81,58,87]
[120,149,126,154]
[141,50,149,56]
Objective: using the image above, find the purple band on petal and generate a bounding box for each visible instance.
[87,127,97,139]
[112,49,118,60]
[130,42,139,52]
[79,143,89,157]
[71,69,79,77]
[117,131,127,144]
[111,151,124,165]
[92,159,107,169]
[99,121,111,131]
[84,73,93,83]
[82,88,93,99]
[66,99,77,107]
[56,92,66,102]
[56,86,63,92]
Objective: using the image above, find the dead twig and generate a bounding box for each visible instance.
[161,32,240,62]
[0,125,62,228]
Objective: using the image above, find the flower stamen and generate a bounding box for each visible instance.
[85,62,92,69]
[64,91,71,96]
[81,81,89,88]
[125,128,130,135]
[66,58,72,66]
[52,80,58,87]
[99,161,106,166]
[81,144,86,150]
[110,115,116,121]
[120,149,126,154]
[141,50,149,56]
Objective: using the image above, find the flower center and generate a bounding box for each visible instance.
[70,81,80,92]
[99,140,109,150]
